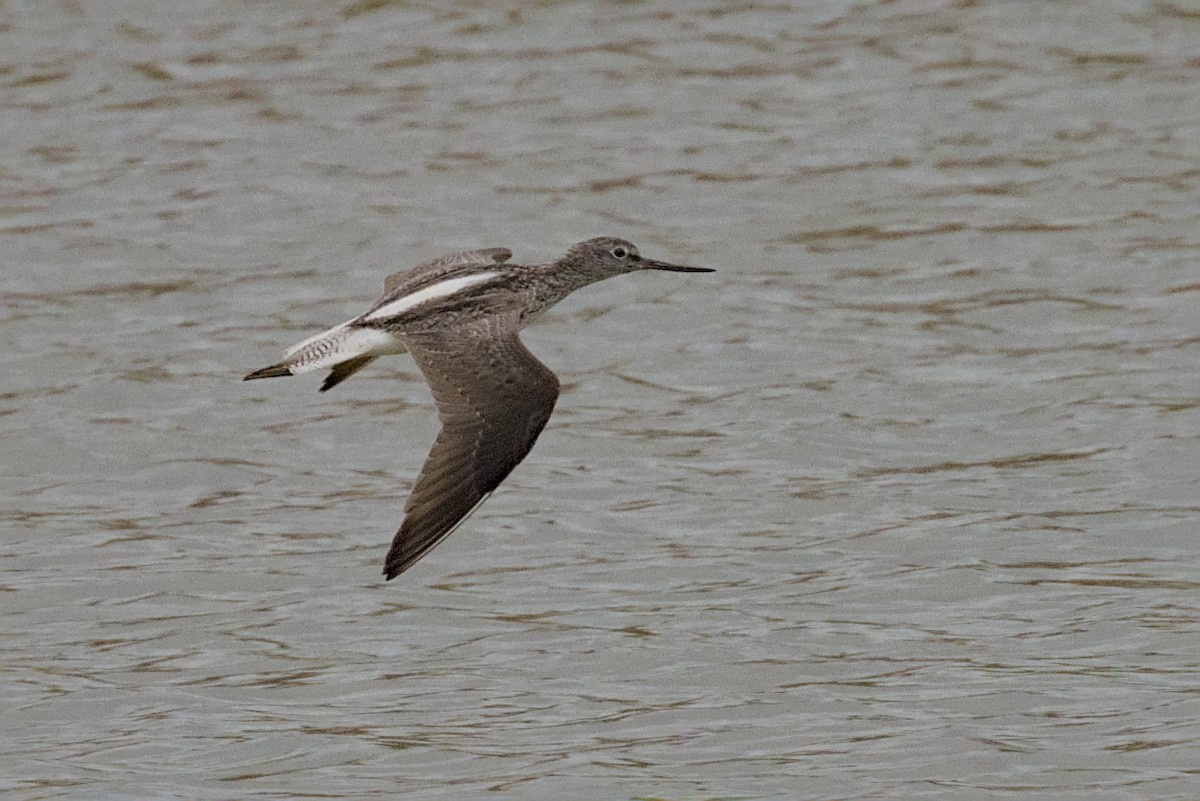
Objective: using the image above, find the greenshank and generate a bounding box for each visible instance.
[245,237,714,579]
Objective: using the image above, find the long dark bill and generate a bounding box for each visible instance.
[642,258,716,273]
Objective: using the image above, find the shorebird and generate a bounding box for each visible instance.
[245,237,714,579]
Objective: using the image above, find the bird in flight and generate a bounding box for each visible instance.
[245,237,714,579]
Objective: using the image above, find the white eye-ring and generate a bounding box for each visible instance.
[611,246,628,258]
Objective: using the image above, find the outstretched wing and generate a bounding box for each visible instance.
[383,313,559,579]
[381,247,512,296]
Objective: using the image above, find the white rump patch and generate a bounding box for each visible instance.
[283,324,404,374]
[364,271,500,322]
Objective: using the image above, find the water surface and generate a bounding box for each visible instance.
[2,2,1198,799]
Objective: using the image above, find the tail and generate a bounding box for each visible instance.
[244,323,405,389]
[244,364,293,381]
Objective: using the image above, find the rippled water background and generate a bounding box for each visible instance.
[3,2,1198,799]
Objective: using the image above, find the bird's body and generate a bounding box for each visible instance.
[245,237,713,579]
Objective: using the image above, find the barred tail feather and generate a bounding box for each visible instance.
[244,323,405,386]
[244,364,293,381]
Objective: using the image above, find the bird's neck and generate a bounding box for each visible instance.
[512,261,602,323]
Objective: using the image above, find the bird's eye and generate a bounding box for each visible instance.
[611,247,628,258]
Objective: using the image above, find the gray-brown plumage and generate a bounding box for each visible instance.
[245,237,713,580]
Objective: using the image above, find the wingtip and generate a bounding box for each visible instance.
[318,372,340,392]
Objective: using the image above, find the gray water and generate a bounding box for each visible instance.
[2,2,1198,799]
